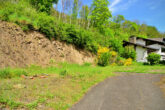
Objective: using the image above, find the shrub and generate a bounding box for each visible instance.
[118,60,125,66]
[124,58,133,66]
[116,56,125,66]
[97,47,111,66]
[108,38,124,55]
[122,46,136,60]
[147,53,161,65]
[36,13,57,39]
[159,60,165,65]
[109,51,117,64]
[98,52,111,66]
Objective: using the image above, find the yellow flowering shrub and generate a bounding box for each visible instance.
[110,51,117,57]
[124,58,133,66]
[118,60,125,66]
[97,47,119,66]
[97,47,110,66]
[97,47,109,58]
[111,63,117,66]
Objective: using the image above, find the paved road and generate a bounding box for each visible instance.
[70,74,165,110]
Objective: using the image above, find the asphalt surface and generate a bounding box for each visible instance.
[70,73,165,110]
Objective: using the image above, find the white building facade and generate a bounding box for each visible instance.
[123,36,165,62]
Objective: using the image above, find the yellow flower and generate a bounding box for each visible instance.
[110,51,117,57]
[124,58,132,66]
[97,47,109,58]
[111,63,117,66]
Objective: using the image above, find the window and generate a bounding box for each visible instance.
[162,48,165,53]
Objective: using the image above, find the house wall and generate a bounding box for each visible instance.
[136,39,146,45]
[136,46,148,62]
[129,37,136,43]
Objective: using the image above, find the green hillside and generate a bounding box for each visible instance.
[0,0,164,54]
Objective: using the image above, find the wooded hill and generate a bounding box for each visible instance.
[0,0,164,54]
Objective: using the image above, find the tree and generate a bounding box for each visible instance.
[90,0,112,28]
[139,23,147,35]
[72,0,78,20]
[80,5,90,28]
[29,0,58,14]
[113,15,125,24]
[80,5,90,21]
[72,0,82,24]
[146,26,161,38]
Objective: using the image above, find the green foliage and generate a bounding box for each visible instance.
[83,62,92,66]
[0,68,27,79]
[113,15,125,24]
[0,69,12,79]
[108,38,124,54]
[60,70,68,76]
[72,0,79,20]
[80,5,90,21]
[29,0,58,14]
[0,0,163,58]
[0,96,22,109]
[90,0,112,28]
[147,53,161,65]
[122,46,136,60]
[36,13,57,39]
[98,52,111,66]
[57,24,98,53]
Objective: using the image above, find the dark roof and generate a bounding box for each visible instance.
[130,36,165,45]
[123,41,159,50]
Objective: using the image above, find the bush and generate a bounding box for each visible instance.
[159,60,165,65]
[147,53,161,65]
[109,51,117,64]
[122,46,136,60]
[116,56,125,66]
[36,13,57,39]
[98,52,111,66]
[108,38,124,54]
[124,58,133,66]
[97,47,111,66]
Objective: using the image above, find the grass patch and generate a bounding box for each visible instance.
[0,68,27,79]
[0,62,165,109]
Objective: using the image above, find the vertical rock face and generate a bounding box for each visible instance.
[0,21,95,68]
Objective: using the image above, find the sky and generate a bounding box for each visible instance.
[56,0,165,33]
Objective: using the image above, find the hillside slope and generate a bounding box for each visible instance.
[0,21,94,68]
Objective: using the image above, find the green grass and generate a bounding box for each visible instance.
[0,62,165,109]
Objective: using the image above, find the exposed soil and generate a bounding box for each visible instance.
[0,21,95,68]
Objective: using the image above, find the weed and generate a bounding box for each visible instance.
[0,68,12,79]
[60,70,68,77]
[0,96,23,109]
[26,100,38,109]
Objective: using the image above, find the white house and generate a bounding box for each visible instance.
[123,36,165,62]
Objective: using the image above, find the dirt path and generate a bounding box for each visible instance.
[70,73,165,110]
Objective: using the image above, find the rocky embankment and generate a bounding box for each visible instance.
[0,21,94,67]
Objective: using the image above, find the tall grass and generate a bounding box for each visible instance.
[0,68,27,79]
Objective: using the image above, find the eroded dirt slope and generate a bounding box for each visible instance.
[0,21,94,67]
